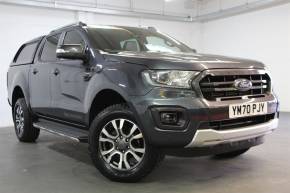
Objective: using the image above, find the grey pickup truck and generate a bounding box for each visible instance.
[7,22,279,182]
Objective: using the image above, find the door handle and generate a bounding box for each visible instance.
[32,68,38,75]
[83,72,92,81]
[53,68,60,76]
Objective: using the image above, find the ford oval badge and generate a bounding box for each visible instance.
[234,79,253,91]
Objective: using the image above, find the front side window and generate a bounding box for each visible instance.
[14,42,38,64]
[40,34,60,62]
[86,26,193,53]
[63,30,85,47]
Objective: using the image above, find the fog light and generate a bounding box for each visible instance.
[160,112,178,125]
[151,107,189,130]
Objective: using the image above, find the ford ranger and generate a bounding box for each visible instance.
[7,22,279,182]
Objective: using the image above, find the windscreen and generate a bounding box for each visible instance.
[86,26,193,54]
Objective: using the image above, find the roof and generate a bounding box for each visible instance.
[24,36,45,44]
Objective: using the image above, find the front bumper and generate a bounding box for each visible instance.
[185,118,278,147]
[130,69,279,148]
[130,88,279,148]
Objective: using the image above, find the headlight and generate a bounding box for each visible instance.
[142,70,199,89]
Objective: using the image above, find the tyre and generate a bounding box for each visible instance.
[13,98,40,142]
[89,104,161,182]
[215,148,250,159]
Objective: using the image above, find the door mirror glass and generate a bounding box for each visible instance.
[56,44,86,60]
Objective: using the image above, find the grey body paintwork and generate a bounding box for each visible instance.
[7,25,278,148]
[103,52,265,71]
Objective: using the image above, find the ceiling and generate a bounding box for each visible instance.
[0,0,290,22]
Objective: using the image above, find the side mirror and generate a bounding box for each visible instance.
[191,48,197,53]
[56,44,86,60]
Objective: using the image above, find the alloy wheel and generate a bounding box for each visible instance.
[14,104,24,136]
[99,118,145,171]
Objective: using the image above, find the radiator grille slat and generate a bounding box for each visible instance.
[200,80,267,87]
[199,74,270,101]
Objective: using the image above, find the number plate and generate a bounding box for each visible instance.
[229,102,267,118]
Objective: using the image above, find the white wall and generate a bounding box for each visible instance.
[0,4,77,127]
[200,3,290,112]
[0,4,201,127]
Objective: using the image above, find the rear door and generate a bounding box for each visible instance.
[29,34,61,116]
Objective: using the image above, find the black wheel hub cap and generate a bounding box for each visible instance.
[115,138,129,151]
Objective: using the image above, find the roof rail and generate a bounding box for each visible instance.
[50,22,87,33]
[147,26,157,32]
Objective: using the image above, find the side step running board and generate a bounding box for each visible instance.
[33,119,89,143]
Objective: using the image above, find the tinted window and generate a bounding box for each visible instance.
[15,42,38,64]
[63,30,85,47]
[40,34,60,62]
[86,26,193,53]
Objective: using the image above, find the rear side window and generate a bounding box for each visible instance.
[63,30,85,47]
[40,34,61,62]
[14,42,38,64]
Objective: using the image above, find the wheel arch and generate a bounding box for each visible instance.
[8,68,31,110]
[11,86,26,109]
[87,89,130,126]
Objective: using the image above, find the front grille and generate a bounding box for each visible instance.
[199,114,275,131]
[199,74,270,101]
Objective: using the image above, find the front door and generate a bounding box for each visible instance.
[50,30,89,125]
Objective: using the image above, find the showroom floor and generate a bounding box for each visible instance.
[0,113,289,193]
